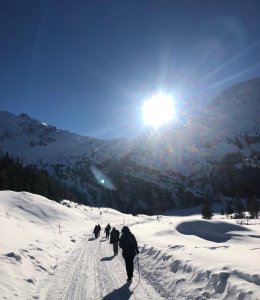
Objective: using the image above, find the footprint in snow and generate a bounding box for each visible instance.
[25,278,35,284]
[5,252,22,263]
[208,246,229,250]
[169,245,184,250]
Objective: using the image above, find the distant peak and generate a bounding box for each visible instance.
[20,113,31,120]
[219,77,260,96]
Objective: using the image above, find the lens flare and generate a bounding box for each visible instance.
[90,166,116,190]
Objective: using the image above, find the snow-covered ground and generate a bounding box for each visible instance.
[0,191,259,300]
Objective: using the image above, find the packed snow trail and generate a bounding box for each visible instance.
[34,233,164,300]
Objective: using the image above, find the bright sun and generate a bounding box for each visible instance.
[142,93,176,128]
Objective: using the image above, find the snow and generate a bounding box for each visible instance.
[0,191,259,299]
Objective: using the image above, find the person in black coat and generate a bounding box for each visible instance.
[97,224,101,237]
[110,227,120,255]
[93,225,99,239]
[119,226,139,282]
[104,224,111,239]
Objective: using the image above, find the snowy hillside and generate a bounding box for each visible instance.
[0,111,131,164]
[205,78,260,134]
[0,78,260,212]
[0,191,259,299]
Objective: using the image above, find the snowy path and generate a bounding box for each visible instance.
[35,234,164,300]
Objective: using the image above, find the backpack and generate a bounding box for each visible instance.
[110,230,119,243]
[120,233,136,254]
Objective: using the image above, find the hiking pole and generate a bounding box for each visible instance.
[137,253,141,283]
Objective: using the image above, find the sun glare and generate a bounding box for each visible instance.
[142,93,176,128]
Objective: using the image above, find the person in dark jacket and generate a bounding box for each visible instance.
[119,226,139,282]
[104,224,111,239]
[110,227,120,255]
[93,225,99,239]
[97,224,101,237]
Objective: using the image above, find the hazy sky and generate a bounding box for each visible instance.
[1,0,260,139]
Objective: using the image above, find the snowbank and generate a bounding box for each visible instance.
[134,215,260,299]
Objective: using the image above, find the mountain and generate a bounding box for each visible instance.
[0,111,172,213]
[132,78,260,171]
[1,78,260,213]
[0,111,131,163]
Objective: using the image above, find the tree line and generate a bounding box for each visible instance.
[0,152,86,204]
[202,195,259,220]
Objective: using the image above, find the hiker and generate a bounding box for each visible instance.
[110,227,120,256]
[93,225,99,239]
[97,224,101,237]
[104,224,111,239]
[119,226,139,282]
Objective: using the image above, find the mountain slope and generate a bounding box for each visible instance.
[0,78,260,213]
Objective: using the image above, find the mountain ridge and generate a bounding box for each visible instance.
[1,78,260,213]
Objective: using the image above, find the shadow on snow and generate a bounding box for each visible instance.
[102,282,133,300]
[100,256,115,262]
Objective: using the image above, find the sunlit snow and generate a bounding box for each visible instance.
[0,191,259,300]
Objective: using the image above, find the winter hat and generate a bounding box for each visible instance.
[121,226,130,233]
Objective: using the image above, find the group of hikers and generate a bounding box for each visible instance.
[93,223,139,282]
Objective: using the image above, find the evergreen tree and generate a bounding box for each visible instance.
[225,202,233,218]
[233,195,244,217]
[201,200,213,219]
[246,197,251,211]
[249,195,259,219]
[152,189,160,220]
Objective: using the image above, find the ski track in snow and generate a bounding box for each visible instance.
[34,234,164,300]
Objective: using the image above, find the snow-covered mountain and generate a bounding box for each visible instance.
[0,78,260,213]
[0,111,131,164]
[131,78,260,172]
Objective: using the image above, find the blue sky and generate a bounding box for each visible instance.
[1,0,260,139]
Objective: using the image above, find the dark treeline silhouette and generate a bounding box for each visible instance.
[0,152,87,204]
[210,152,260,198]
[201,199,213,219]
[223,195,259,219]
